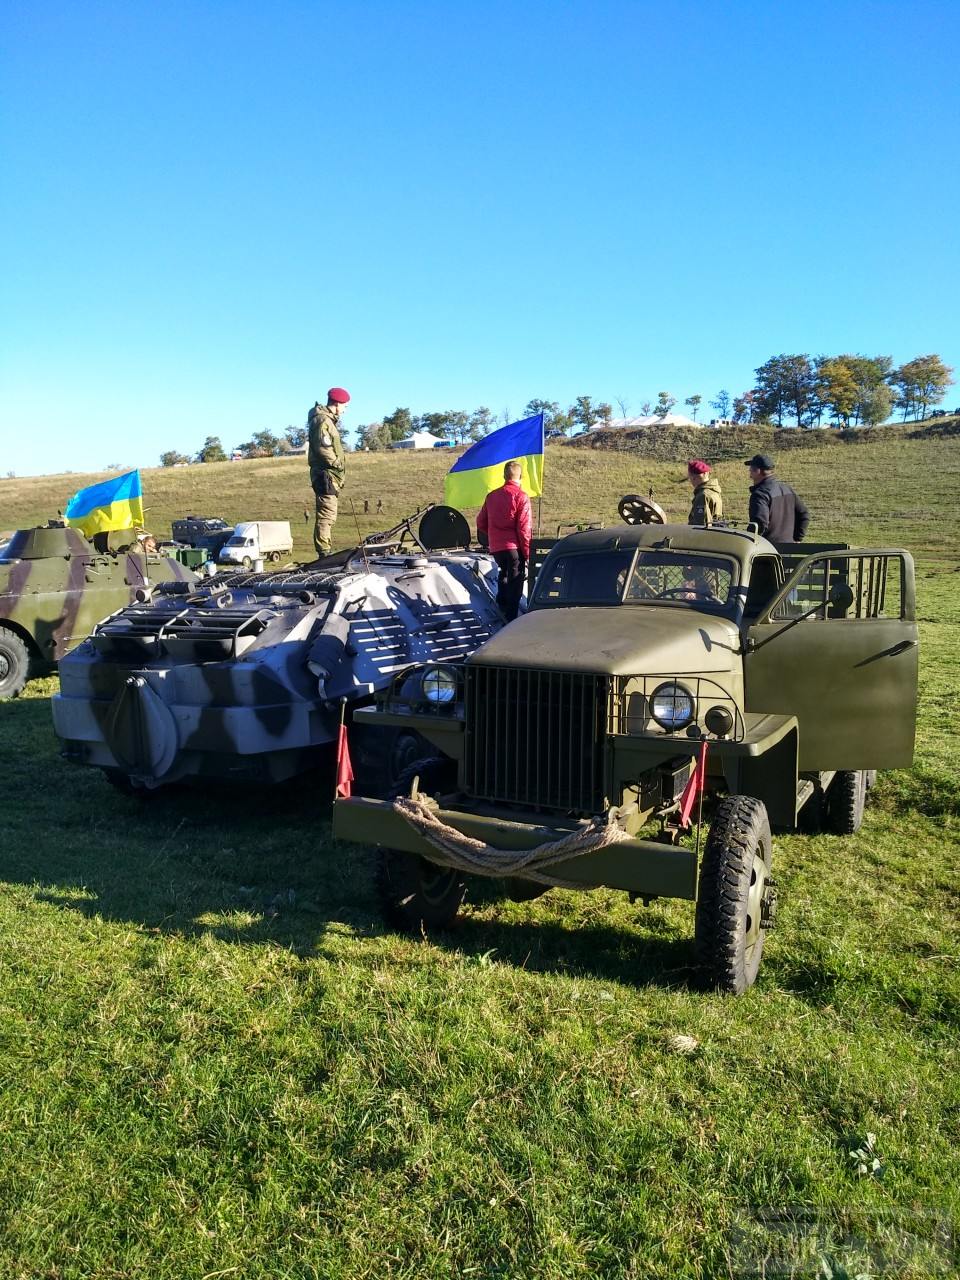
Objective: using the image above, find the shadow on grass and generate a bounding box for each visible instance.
[3,695,695,989]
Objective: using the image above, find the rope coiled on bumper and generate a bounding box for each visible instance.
[391,796,629,889]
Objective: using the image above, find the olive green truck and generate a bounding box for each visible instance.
[333,513,918,993]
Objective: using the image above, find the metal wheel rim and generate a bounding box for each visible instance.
[0,652,9,681]
[418,859,458,906]
[745,852,768,954]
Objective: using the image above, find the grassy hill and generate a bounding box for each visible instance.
[0,426,958,1277]
[2,417,960,561]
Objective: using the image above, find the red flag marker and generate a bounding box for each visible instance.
[678,739,708,829]
[335,722,354,799]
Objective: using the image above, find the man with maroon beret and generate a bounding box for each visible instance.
[308,387,349,556]
[687,459,723,526]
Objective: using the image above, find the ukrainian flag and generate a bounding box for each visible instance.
[65,469,145,536]
[444,414,544,508]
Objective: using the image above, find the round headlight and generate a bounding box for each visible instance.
[650,682,696,730]
[421,665,457,704]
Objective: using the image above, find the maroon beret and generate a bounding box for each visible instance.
[687,459,710,474]
[327,387,351,404]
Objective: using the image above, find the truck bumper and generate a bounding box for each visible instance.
[334,797,698,899]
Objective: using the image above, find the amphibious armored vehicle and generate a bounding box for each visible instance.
[52,507,507,793]
[0,523,196,699]
[334,500,918,993]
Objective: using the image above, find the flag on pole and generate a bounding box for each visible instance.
[443,413,544,509]
[678,739,709,828]
[335,722,354,798]
[64,469,145,536]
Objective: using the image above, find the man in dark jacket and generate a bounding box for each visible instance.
[745,454,809,543]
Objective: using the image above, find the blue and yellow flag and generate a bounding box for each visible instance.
[443,414,544,508]
[65,469,145,536]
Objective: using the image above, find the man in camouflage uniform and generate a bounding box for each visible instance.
[308,387,349,556]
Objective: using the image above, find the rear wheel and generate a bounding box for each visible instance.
[241,556,252,569]
[695,795,775,994]
[827,769,867,835]
[376,756,465,933]
[0,627,31,700]
[269,550,281,562]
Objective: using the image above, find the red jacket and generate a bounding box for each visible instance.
[477,481,532,560]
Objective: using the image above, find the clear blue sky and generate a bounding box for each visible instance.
[2,0,958,477]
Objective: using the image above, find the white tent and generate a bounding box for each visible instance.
[590,414,705,430]
[391,430,447,450]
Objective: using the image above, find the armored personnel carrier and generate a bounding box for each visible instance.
[52,506,506,793]
[0,523,197,699]
[334,498,919,993]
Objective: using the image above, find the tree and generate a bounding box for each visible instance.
[284,425,307,449]
[525,399,573,435]
[196,435,228,463]
[596,401,613,425]
[639,401,652,416]
[568,396,596,433]
[817,358,858,426]
[710,389,732,420]
[892,354,954,421]
[684,394,702,422]
[468,406,495,440]
[615,395,630,421]
[234,430,281,459]
[731,391,758,423]
[160,450,190,467]
[654,392,676,419]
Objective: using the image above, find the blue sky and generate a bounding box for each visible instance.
[2,0,958,477]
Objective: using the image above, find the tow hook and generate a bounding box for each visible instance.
[760,878,779,930]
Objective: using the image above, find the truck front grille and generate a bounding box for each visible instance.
[465,666,608,815]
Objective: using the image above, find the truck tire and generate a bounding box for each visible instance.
[695,795,774,995]
[827,770,867,835]
[0,626,31,700]
[269,550,281,562]
[376,757,465,933]
[241,556,252,569]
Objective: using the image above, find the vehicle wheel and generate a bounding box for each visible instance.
[376,756,465,933]
[270,550,281,562]
[241,556,252,569]
[695,795,775,995]
[0,627,31,699]
[827,770,867,835]
[351,726,434,798]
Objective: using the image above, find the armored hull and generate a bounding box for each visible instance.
[0,524,196,699]
[53,534,505,791]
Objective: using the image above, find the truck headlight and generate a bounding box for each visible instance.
[421,665,458,704]
[650,682,696,730]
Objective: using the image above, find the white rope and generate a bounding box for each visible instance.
[391,796,629,889]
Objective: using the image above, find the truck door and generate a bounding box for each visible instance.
[745,550,917,770]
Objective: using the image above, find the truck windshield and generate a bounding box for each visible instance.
[534,549,736,608]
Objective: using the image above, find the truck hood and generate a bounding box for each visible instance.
[469,606,741,675]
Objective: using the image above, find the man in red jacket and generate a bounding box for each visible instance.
[476,460,532,622]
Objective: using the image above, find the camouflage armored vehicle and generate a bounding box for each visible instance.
[334,501,918,993]
[52,506,507,793]
[0,523,197,699]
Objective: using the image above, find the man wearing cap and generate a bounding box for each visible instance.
[476,460,532,622]
[687,460,723,526]
[745,454,810,543]
[308,388,349,557]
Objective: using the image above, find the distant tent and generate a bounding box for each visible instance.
[391,430,448,450]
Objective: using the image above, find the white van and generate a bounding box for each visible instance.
[218,521,293,568]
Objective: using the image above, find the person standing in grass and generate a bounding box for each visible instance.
[745,453,810,542]
[308,388,349,557]
[687,459,723,526]
[476,460,532,622]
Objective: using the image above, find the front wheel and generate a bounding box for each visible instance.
[377,848,466,933]
[695,795,775,994]
[0,627,31,700]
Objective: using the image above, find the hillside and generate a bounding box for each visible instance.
[1,419,959,561]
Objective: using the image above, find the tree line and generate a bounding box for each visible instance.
[159,351,954,465]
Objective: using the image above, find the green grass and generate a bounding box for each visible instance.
[0,434,958,1277]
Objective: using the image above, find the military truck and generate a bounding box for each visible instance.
[170,516,233,561]
[52,506,507,793]
[334,502,918,993]
[0,524,197,699]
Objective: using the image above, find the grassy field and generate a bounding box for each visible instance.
[0,429,958,1277]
